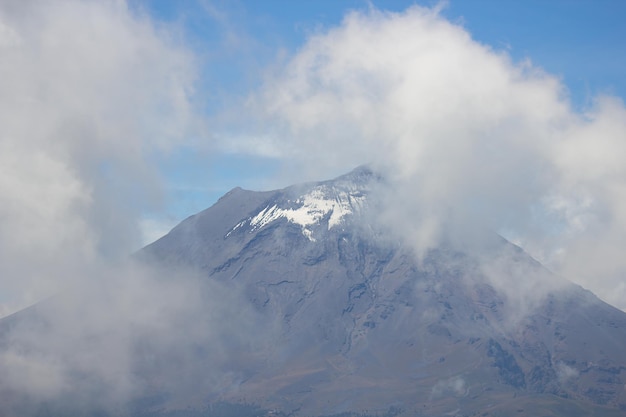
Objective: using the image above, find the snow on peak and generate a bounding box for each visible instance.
[227,183,368,241]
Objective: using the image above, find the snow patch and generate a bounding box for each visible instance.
[224,219,246,238]
[226,185,367,241]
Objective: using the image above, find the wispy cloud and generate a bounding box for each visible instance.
[0,0,198,314]
[247,5,626,310]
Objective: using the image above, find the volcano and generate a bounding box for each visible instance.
[2,166,626,417]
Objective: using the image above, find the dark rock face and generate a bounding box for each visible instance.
[2,166,626,416]
[486,339,526,389]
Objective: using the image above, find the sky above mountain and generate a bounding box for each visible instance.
[0,0,625,316]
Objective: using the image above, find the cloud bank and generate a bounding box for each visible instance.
[248,5,626,310]
[0,1,236,411]
[0,0,197,315]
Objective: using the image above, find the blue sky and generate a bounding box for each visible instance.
[142,0,626,110]
[136,0,626,235]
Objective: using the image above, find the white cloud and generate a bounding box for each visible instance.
[556,361,579,383]
[0,260,269,411]
[249,5,626,311]
[0,0,198,314]
[431,375,467,399]
[0,4,282,409]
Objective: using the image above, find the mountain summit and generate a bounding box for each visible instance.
[2,167,626,417]
[141,166,626,416]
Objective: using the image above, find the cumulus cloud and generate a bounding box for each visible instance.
[0,260,268,414]
[0,0,242,411]
[0,0,197,314]
[248,5,626,310]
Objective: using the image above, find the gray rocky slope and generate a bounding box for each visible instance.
[2,166,626,417]
[138,166,626,416]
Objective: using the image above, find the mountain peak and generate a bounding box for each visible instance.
[225,166,380,241]
[4,166,626,417]
[137,167,626,415]
[332,163,379,183]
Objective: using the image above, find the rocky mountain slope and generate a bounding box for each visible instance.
[2,166,626,417]
[139,166,626,416]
